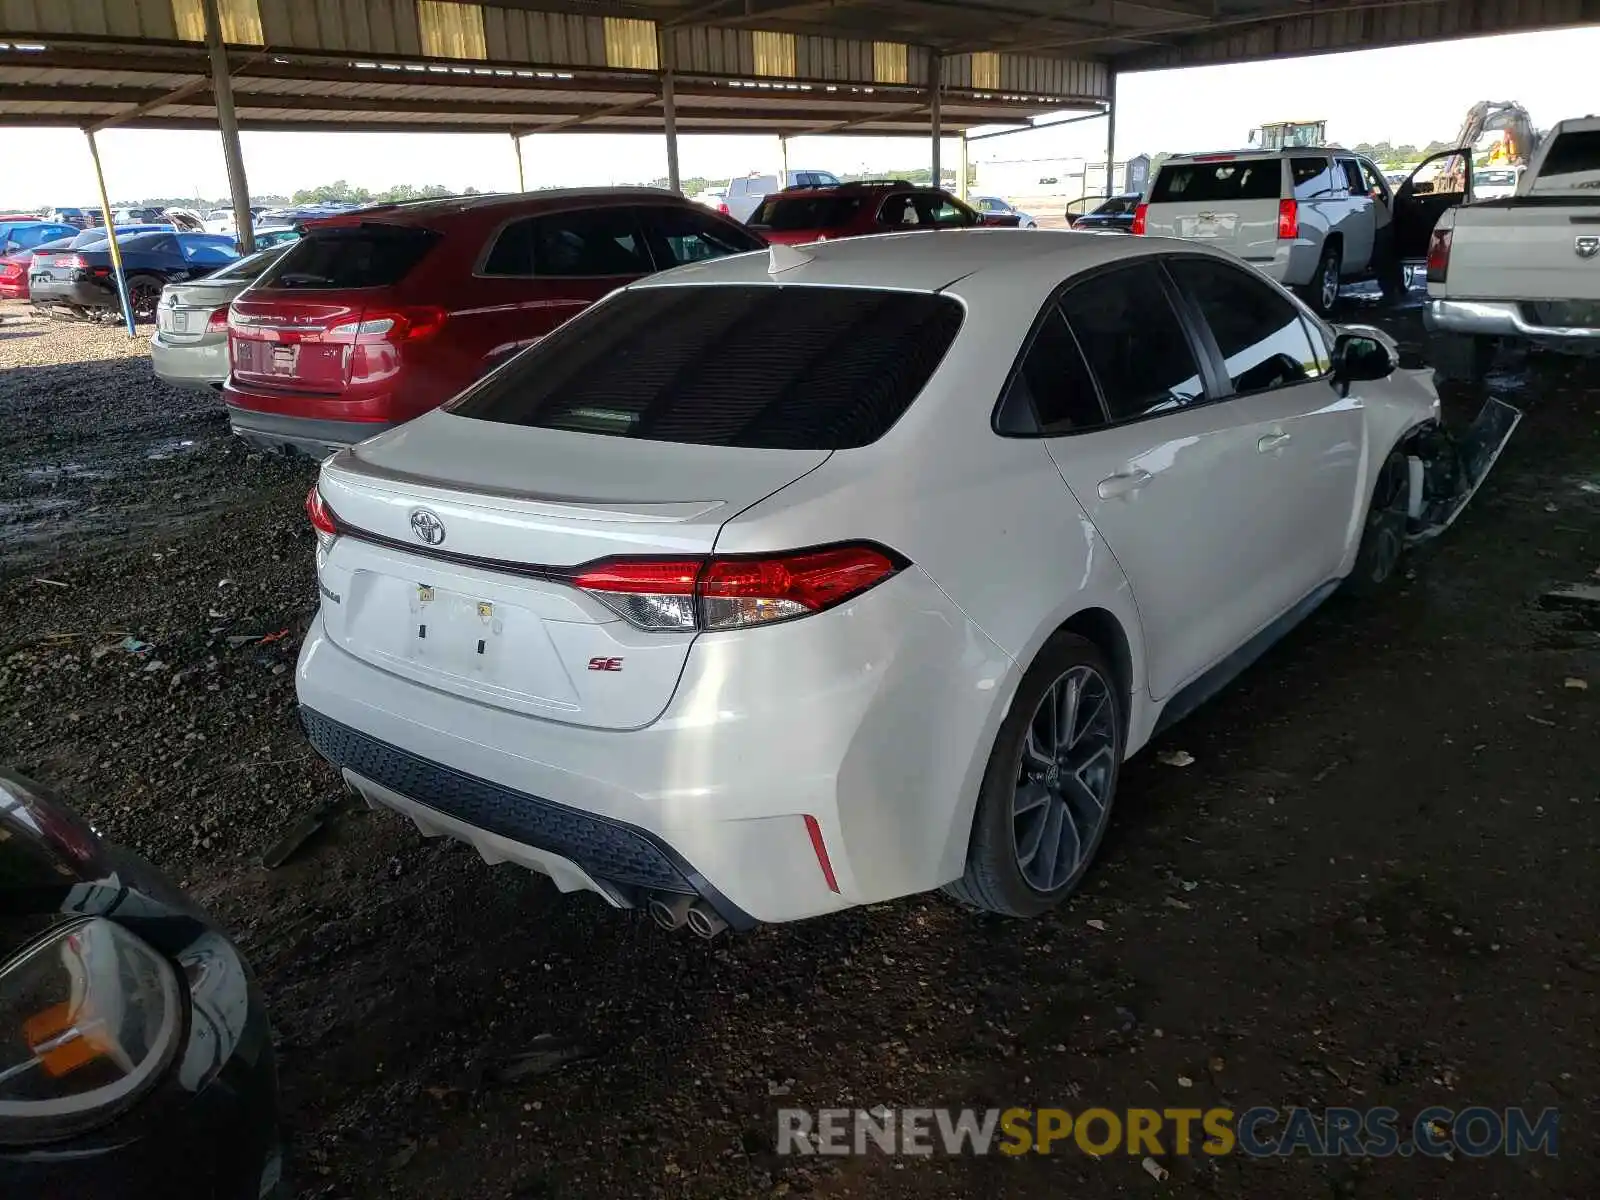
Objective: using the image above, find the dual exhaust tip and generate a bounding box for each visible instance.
[647,893,728,939]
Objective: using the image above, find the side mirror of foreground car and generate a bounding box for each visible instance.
[1331,327,1399,395]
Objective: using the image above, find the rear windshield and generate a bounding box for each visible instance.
[751,195,866,230]
[447,284,964,450]
[1151,160,1283,203]
[258,225,439,289]
[1532,130,1600,193]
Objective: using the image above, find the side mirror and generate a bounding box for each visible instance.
[1331,327,1399,395]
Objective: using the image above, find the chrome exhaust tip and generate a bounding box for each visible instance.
[685,901,729,940]
[648,894,694,931]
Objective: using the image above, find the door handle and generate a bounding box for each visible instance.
[1257,432,1292,453]
[1097,469,1152,500]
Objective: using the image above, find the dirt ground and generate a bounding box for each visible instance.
[1,289,1598,1199]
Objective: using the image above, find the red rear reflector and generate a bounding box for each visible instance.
[717,203,731,215]
[1426,228,1452,284]
[1277,198,1299,240]
[1129,204,1147,236]
[571,543,903,632]
[804,814,840,893]
[206,305,230,334]
[305,486,337,537]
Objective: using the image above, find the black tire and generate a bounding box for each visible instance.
[945,632,1125,918]
[1342,446,1410,599]
[124,274,163,324]
[1428,331,1495,387]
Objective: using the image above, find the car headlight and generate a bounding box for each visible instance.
[0,918,183,1144]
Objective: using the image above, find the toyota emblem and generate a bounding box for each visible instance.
[409,508,446,545]
[1577,235,1600,260]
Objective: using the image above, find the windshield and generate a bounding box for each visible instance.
[447,284,965,450]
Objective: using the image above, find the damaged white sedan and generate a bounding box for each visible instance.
[295,232,1516,934]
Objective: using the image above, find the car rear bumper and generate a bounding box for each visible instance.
[0,279,27,300]
[225,405,392,457]
[294,568,1018,926]
[30,278,113,308]
[1424,297,1600,343]
[150,332,228,389]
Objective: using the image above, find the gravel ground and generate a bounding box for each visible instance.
[2,292,1598,1198]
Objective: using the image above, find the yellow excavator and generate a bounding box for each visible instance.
[1434,101,1540,192]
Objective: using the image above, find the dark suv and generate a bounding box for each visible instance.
[748,181,1021,245]
[222,189,765,456]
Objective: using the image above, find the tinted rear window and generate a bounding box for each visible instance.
[258,225,439,289]
[1151,160,1283,203]
[751,195,866,230]
[1532,130,1600,193]
[447,285,964,449]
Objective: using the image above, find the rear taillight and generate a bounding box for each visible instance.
[57,254,85,270]
[326,306,446,345]
[571,543,903,632]
[305,486,337,548]
[1426,228,1452,284]
[1129,204,1147,236]
[1277,199,1299,240]
[717,203,731,216]
[0,262,19,279]
[206,306,230,334]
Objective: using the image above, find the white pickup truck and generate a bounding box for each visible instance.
[1426,116,1600,382]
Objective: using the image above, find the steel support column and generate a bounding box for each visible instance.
[778,135,789,182]
[83,130,135,339]
[1104,69,1117,198]
[956,132,968,201]
[659,32,680,193]
[929,53,942,188]
[511,132,525,191]
[202,0,253,254]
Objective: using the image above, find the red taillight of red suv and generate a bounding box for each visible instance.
[571,543,904,632]
[1129,204,1147,236]
[1277,199,1299,240]
[1426,228,1453,284]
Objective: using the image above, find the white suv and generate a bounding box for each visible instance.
[1135,148,1472,314]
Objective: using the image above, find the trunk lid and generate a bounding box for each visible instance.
[315,412,830,730]
[228,290,369,393]
[157,276,252,344]
[1446,202,1600,302]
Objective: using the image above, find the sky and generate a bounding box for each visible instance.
[1,25,1595,206]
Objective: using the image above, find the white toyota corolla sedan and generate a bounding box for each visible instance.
[296,231,1515,937]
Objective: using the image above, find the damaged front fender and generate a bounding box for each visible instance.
[1401,398,1523,543]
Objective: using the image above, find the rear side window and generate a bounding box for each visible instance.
[482,209,650,277]
[260,226,439,289]
[1290,157,1334,198]
[1532,130,1600,192]
[1152,160,1282,203]
[447,285,964,449]
[1058,263,1204,422]
[752,195,865,231]
[1001,308,1105,435]
[1336,159,1364,193]
[644,207,764,266]
[1167,257,1320,394]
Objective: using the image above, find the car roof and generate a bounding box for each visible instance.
[309,187,690,228]
[632,228,1219,306]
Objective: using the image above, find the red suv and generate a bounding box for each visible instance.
[747,181,1021,245]
[223,190,765,455]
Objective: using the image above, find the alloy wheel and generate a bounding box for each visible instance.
[129,281,161,322]
[1319,256,1340,312]
[1011,665,1117,893]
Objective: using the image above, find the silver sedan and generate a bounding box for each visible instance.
[150,246,287,390]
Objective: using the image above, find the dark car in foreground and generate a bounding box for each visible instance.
[30,231,239,321]
[1067,193,1142,233]
[223,188,764,457]
[748,180,1021,245]
[0,770,281,1199]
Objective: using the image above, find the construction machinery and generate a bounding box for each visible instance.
[1249,119,1328,150]
[1437,101,1540,192]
